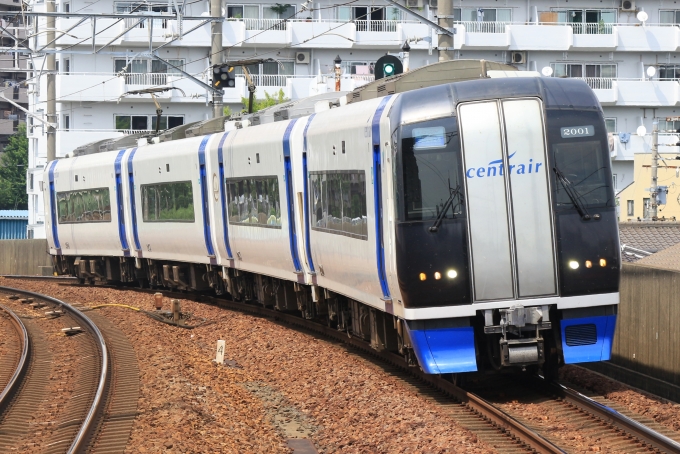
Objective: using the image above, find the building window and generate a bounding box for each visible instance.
[114,1,175,28]
[115,115,183,131]
[658,118,680,133]
[452,8,511,32]
[63,2,70,12]
[660,11,680,24]
[550,63,616,89]
[548,9,616,34]
[643,198,651,219]
[62,58,70,74]
[29,173,34,190]
[604,118,616,133]
[627,200,634,216]
[114,59,184,84]
[227,4,295,30]
[658,65,680,81]
[336,6,401,30]
[612,174,617,191]
[63,114,70,130]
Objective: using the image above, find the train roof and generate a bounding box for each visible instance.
[66,63,599,158]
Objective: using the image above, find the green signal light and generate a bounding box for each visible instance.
[384,63,395,75]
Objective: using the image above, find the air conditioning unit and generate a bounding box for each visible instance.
[406,0,423,8]
[428,0,437,8]
[510,51,526,65]
[296,52,310,64]
[621,1,636,12]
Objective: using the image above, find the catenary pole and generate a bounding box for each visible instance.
[437,0,454,62]
[650,119,659,219]
[210,0,223,118]
[46,0,56,162]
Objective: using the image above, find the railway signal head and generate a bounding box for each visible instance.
[212,65,236,90]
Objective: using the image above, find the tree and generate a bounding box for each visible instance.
[241,89,288,114]
[0,123,29,210]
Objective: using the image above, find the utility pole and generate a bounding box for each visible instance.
[46,0,56,162]
[437,0,454,62]
[650,118,659,219]
[210,0,223,118]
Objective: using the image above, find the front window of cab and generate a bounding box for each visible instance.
[548,110,614,211]
[399,118,464,221]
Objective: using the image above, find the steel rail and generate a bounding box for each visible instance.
[0,304,30,412]
[553,382,680,454]
[0,286,109,454]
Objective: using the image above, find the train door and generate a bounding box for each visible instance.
[458,98,557,302]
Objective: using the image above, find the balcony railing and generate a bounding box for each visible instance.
[577,77,615,90]
[458,21,509,33]
[355,20,398,32]
[241,18,287,31]
[123,72,175,85]
[571,22,614,35]
[123,16,169,30]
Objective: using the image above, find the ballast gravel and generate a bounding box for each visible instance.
[1,278,491,453]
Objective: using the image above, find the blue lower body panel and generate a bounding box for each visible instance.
[561,314,617,364]
[405,321,477,374]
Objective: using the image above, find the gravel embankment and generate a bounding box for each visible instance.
[1,278,492,453]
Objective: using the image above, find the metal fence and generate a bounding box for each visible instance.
[577,77,615,90]
[571,22,614,34]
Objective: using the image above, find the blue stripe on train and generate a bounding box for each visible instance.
[283,119,302,273]
[48,160,61,252]
[198,135,216,260]
[114,149,130,256]
[371,96,392,299]
[127,148,142,252]
[217,132,233,259]
[302,114,316,274]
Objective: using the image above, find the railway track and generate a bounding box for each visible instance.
[0,286,139,454]
[4,277,680,453]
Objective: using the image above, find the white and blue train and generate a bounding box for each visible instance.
[44,76,619,375]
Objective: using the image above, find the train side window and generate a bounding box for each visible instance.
[225,176,281,227]
[140,181,195,222]
[56,188,112,224]
[309,170,367,239]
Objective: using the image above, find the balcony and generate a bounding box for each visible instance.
[554,77,680,106]
[0,118,25,135]
[221,74,374,103]
[48,73,209,103]
[455,21,680,52]
[223,18,428,49]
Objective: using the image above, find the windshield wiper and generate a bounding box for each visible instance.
[553,167,591,220]
[429,183,461,232]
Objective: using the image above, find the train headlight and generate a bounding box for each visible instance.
[434,272,441,280]
[568,260,579,270]
[419,273,427,281]
[585,260,592,268]
[600,259,607,267]
[447,269,457,279]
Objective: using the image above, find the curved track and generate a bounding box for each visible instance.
[0,286,139,454]
[0,303,29,414]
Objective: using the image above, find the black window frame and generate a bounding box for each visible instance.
[226,175,282,229]
[309,170,368,240]
[57,187,112,224]
[140,180,195,222]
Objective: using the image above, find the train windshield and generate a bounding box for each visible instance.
[547,110,613,210]
[400,117,464,221]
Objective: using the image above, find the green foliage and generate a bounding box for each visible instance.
[0,123,28,210]
[241,89,289,113]
[223,105,232,117]
[270,3,292,15]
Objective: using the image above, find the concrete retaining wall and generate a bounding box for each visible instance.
[0,239,53,275]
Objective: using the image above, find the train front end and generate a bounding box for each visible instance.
[390,77,619,375]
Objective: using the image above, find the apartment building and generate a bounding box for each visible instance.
[24,0,680,237]
[0,0,28,153]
